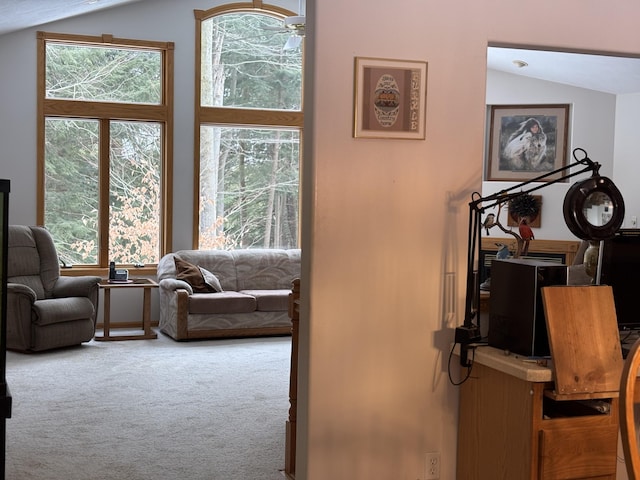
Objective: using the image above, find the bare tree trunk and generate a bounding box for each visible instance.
[199,20,225,248]
[239,149,246,247]
[263,131,281,247]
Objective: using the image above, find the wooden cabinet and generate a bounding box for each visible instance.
[456,348,619,480]
[458,284,623,479]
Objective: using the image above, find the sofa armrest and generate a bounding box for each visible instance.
[159,278,193,295]
[158,279,191,340]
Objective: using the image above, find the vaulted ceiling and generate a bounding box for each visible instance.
[0,0,145,36]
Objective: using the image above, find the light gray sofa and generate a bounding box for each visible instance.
[157,248,300,340]
[568,240,593,285]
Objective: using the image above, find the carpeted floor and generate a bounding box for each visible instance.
[4,331,291,480]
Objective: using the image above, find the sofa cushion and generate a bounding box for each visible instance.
[174,257,222,293]
[232,249,299,290]
[188,292,257,314]
[239,289,289,312]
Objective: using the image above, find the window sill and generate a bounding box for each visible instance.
[60,266,157,278]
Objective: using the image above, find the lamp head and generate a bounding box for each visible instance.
[563,173,625,240]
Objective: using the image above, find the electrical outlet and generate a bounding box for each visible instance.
[632,216,638,228]
[425,452,440,480]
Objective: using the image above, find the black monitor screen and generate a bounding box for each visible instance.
[600,229,640,329]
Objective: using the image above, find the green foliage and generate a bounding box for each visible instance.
[44,118,100,264]
[46,43,161,104]
[201,13,302,110]
[199,12,302,249]
[45,10,303,263]
[200,126,299,249]
[44,41,164,265]
[108,121,161,263]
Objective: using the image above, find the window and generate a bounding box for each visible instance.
[38,32,173,269]
[195,4,303,249]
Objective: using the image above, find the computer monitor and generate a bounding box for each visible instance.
[600,229,640,330]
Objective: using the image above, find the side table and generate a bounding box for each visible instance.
[95,278,159,341]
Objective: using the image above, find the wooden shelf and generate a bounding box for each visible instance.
[481,237,581,265]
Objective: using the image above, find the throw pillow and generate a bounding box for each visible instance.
[198,265,223,293]
[174,257,223,293]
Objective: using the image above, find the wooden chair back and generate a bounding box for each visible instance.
[620,337,640,480]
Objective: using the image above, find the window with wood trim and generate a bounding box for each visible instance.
[37,32,174,270]
[194,4,303,250]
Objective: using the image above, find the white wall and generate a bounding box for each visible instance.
[303,1,640,479]
[614,93,640,227]
[484,69,618,240]
[2,1,640,479]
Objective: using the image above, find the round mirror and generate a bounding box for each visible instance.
[582,191,614,227]
[563,175,625,240]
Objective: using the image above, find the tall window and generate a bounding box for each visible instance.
[195,4,303,249]
[38,32,173,269]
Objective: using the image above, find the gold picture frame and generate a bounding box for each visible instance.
[353,57,427,139]
[486,104,569,181]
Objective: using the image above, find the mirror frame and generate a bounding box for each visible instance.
[563,175,625,240]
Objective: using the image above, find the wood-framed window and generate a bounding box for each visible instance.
[194,2,303,250]
[37,32,174,273]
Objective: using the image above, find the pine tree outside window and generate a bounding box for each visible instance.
[37,32,174,270]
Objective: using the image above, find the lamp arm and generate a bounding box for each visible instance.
[452,148,626,374]
[481,164,598,212]
[456,148,600,366]
[471,148,600,214]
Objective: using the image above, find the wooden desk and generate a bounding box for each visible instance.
[95,278,158,341]
[457,346,619,480]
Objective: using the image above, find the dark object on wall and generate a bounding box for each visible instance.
[0,180,11,480]
[508,193,541,227]
[488,258,567,357]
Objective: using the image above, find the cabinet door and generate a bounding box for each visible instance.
[538,422,618,479]
[457,363,537,479]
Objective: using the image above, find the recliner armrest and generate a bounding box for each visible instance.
[7,282,37,302]
[53,275,101,298]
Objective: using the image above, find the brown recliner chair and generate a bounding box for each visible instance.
[7,225,101,352]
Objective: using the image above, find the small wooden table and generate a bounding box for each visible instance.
[95,278,158,341]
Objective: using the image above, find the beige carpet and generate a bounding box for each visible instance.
[5,332,291,480]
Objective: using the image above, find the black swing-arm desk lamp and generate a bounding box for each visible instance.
[455,148,626,367]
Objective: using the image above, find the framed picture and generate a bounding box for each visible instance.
[486,104,569,181]
[353,57,427,139]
